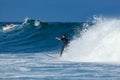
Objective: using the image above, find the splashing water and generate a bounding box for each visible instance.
[62,17,120,63]
[34,20,40,26]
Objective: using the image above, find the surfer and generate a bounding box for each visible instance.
[3,24,14,31]
[5,24,14,28]
[56,34,68,57]
[6,24,14,27]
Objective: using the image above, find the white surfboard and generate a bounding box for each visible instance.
[45,54,60,58]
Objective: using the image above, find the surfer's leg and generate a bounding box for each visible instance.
[60,45,65,57]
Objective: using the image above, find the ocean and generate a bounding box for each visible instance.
[0,17,120,80]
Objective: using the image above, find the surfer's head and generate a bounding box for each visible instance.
[62,34,66,38]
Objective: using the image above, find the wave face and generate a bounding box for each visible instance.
[63,17,120,62]
[1,17,120,62]
[0,18,81,53]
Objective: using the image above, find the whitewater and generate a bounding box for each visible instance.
[0,17,120,80]
[63,17,120,63]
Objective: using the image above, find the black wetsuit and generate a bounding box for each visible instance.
[60,37,68,57]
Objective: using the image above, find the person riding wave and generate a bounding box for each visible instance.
[6,24,14,27]
[56,34,69,57]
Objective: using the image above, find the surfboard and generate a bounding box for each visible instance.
[45,54,60,58]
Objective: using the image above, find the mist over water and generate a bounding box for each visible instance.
[63,17,120,62]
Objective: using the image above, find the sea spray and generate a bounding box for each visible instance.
[62,17,120,62]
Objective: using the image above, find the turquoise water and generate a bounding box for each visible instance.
[0,18,120,79]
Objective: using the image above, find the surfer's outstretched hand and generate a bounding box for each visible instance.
[56,37,61,40]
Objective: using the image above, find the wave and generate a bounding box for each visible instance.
[62,17,120,63]
[21,18,48,28]
[0,18,80,53]
[1,17,120,63]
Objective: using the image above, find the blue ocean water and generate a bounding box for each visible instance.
[0,18,120,80]
[0,19,81,53]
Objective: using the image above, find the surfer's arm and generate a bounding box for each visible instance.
[56,37,61,40]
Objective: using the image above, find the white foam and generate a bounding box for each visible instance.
[62,17,120,63]
[17,67,31,72]
[34,20,40,26]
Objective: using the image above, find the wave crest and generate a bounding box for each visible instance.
[63,17,120,63]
